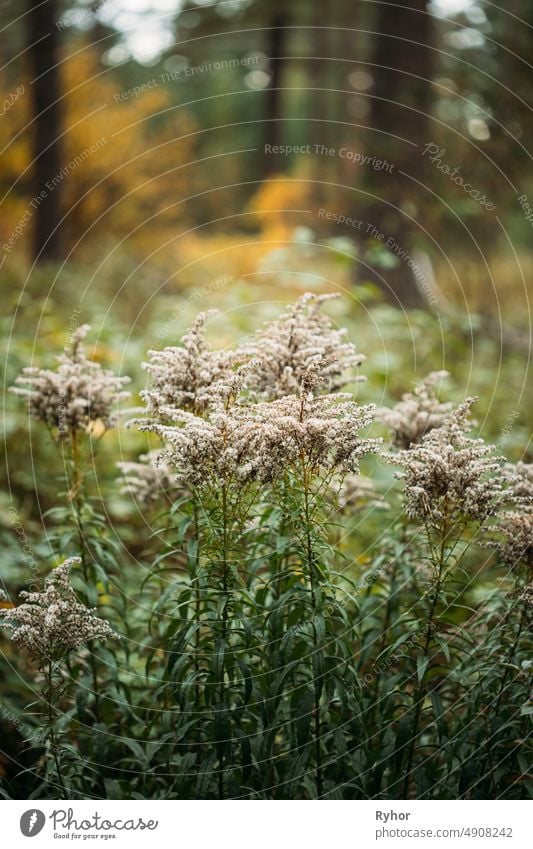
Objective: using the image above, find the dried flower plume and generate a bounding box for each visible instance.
[140,311,244,420]
[141,361,379,488]
[117,450,185,507]
[493,462,533,568]
[243,293,365,399]
[502,461,533,505]
[10,324,130,440]
[0,558,120,662]
[140,361,258,483]
[392,400,505,525]
[250,375,380,482]
[494,512,533,569]
[377,371,453,449]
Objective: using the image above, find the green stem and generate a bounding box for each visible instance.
[69,430,101,722]
[372,555,399,710]
[483,602,526,791]
[302,458,323,799]
[217,482,230,800]
[192,501,202,738]
[401,520,447,798]
[46,660,66,799]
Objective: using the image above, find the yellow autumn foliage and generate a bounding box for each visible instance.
[0,40,195,260]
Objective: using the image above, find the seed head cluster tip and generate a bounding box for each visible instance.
[10,324,130,439]
[392,399,505,524]
[117,450,185,506]
[494,462,533,568]
[140,310,245,420]
[377,371,453,449]
[0,557,120,661]
[242,293,365,400]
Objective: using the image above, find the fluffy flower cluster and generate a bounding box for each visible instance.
[243,293,364,399]
[393,400,505,524]
[10,325,130,439]
[377,371,454,449]
[338,474,388,512]
[133,297,375,495]
[143,364,379,488]
[148,408,267,487]
[117,451,184,507]
[517,583,533,610]
[0,558,119,661]
[495,512,533,568]
[140,311,244,419]
[140,361,259,486]
[251,385,379,481]
[502,461,533,505]
[494,462,533,568]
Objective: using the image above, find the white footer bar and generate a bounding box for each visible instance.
[3,800,531,849]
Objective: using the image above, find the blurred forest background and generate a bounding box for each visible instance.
[1,1,532,800]
[2,1,533,301]
[1,1,531,577]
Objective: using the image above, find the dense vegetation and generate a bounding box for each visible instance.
[0,0,531,804]
[1,293,531,800]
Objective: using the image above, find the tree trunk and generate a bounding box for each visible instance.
[263,10,287,176]
[364,0,434,307]
[27,0,63,262]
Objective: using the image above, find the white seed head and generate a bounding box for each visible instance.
[377,371,453,449]
[117,450,186,506]
[501,461,533,505]
[0,557,120,661]
[141,362,379,488]
[391,399,505,524]
[140,311,245,419]
[494,511,533,568]
[10,324,130,439]
[242,293,365,399]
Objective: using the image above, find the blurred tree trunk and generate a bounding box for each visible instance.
[27,0,63,262]
[263,8,288,175]
[364,0,434,307]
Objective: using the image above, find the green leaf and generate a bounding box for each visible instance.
[417,655,429,685]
